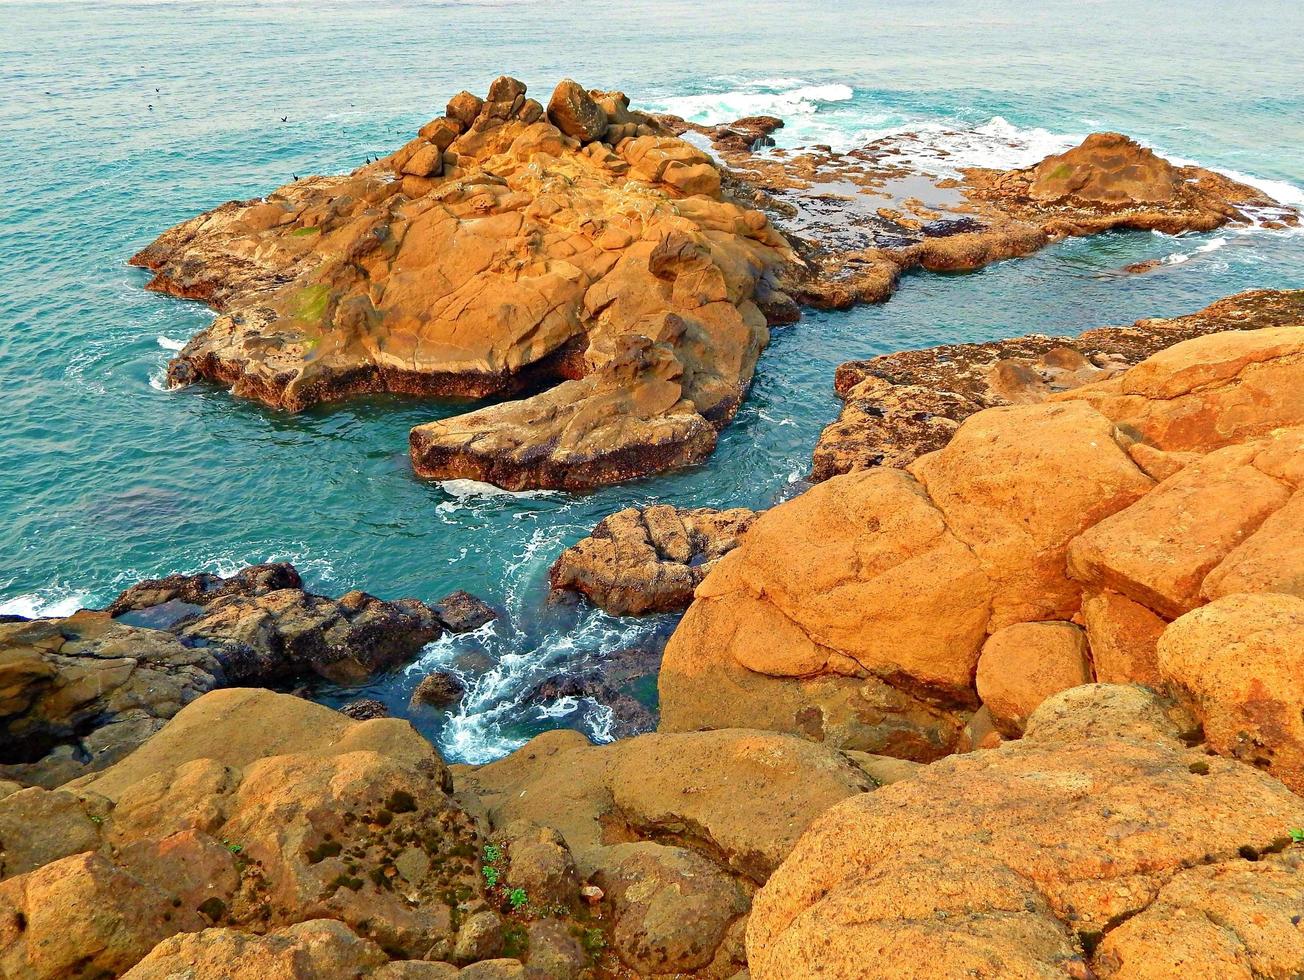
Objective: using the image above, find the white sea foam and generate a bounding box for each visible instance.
[0,590,91,618]
[156,335,186,351]
[435,479,558,514]
[654,82,854,125]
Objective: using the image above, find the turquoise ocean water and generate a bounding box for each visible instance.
[2,0,1301,760]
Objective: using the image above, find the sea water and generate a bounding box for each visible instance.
[2,0,1301,761]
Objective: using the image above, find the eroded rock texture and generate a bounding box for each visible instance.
[133,78,796,491]
[746,685,1304,980]
[549,504,756,614]
[813,288,1304,482]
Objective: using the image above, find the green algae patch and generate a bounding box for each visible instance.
[291,225,321,237]
[294,284,332,324]
[1048,163,1073,180]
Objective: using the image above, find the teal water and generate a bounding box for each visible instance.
[2,1,1301,760]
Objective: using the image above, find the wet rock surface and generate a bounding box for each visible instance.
[0,563,488,788]
[688,120,1299,310]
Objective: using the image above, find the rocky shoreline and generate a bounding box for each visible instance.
[132,79,1298,493]
[6,74,1303,979]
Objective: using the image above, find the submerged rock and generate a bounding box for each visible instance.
[549,503,757,614]
[133,77,796,492]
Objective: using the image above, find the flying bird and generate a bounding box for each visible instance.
[281,116,288,123]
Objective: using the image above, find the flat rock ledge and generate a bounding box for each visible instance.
[549,504,757,614]
[0,563,487,788]
[812,288,1304,481]
[679,121,1300,309]
[132,76,796,492]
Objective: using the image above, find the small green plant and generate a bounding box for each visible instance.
[581,927,607,955]
[483,843,502,864]
[1289,828,1304,845]
[222,840,242,854]
[507,887,528,912]
[482,864,501,887]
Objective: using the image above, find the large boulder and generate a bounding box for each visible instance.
[0,689,484,968]
[1028,131,1182,204]
[661,325,1304,772]
[546,79,607,143]
[746,686,1304,979]
[133,78,796,491]
[1158,592,1304,794]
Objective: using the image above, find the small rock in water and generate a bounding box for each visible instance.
[433,590,497,633]
[411,671,466,708]
[339,698,389,720]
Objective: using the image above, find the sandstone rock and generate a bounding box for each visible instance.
[546,79,607,143]
[1028,132,1181,204]
[599,842,749,976]
[548,504,756,614]
[1201,488,1304,601]
[433,590,498,633]
[0,850,209,980]
[1158,593,1304,793]
[134,79,795,492]
[908,401,1153,628]
[0,611,225,787]
[660,468,989,756]
[454,911,505,964]
[106,561,302,616]
[1093,859,1304,979]
[57,689,482,960]
[500,823,580,910]
[457,726,872,973]
[0,785,107,878]
[523,918,588,979]
[746,686,1304,979]
[1067,445,1291,619]
[975,621,1092,737]
[1061,325,1304,452]
[121,919,389,980]
[1080,590,1167,686]
[340,697,390,720]
[607,729,873,883]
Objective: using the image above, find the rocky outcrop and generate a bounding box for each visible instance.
[699,122,1298,309]
[812,288,1304,481]
[660,324,1304,767]
[133,78,796,491]
[746,685,1304,979]
[0,564,487,788]
[549,504,756,614]
[0,687,893,978]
